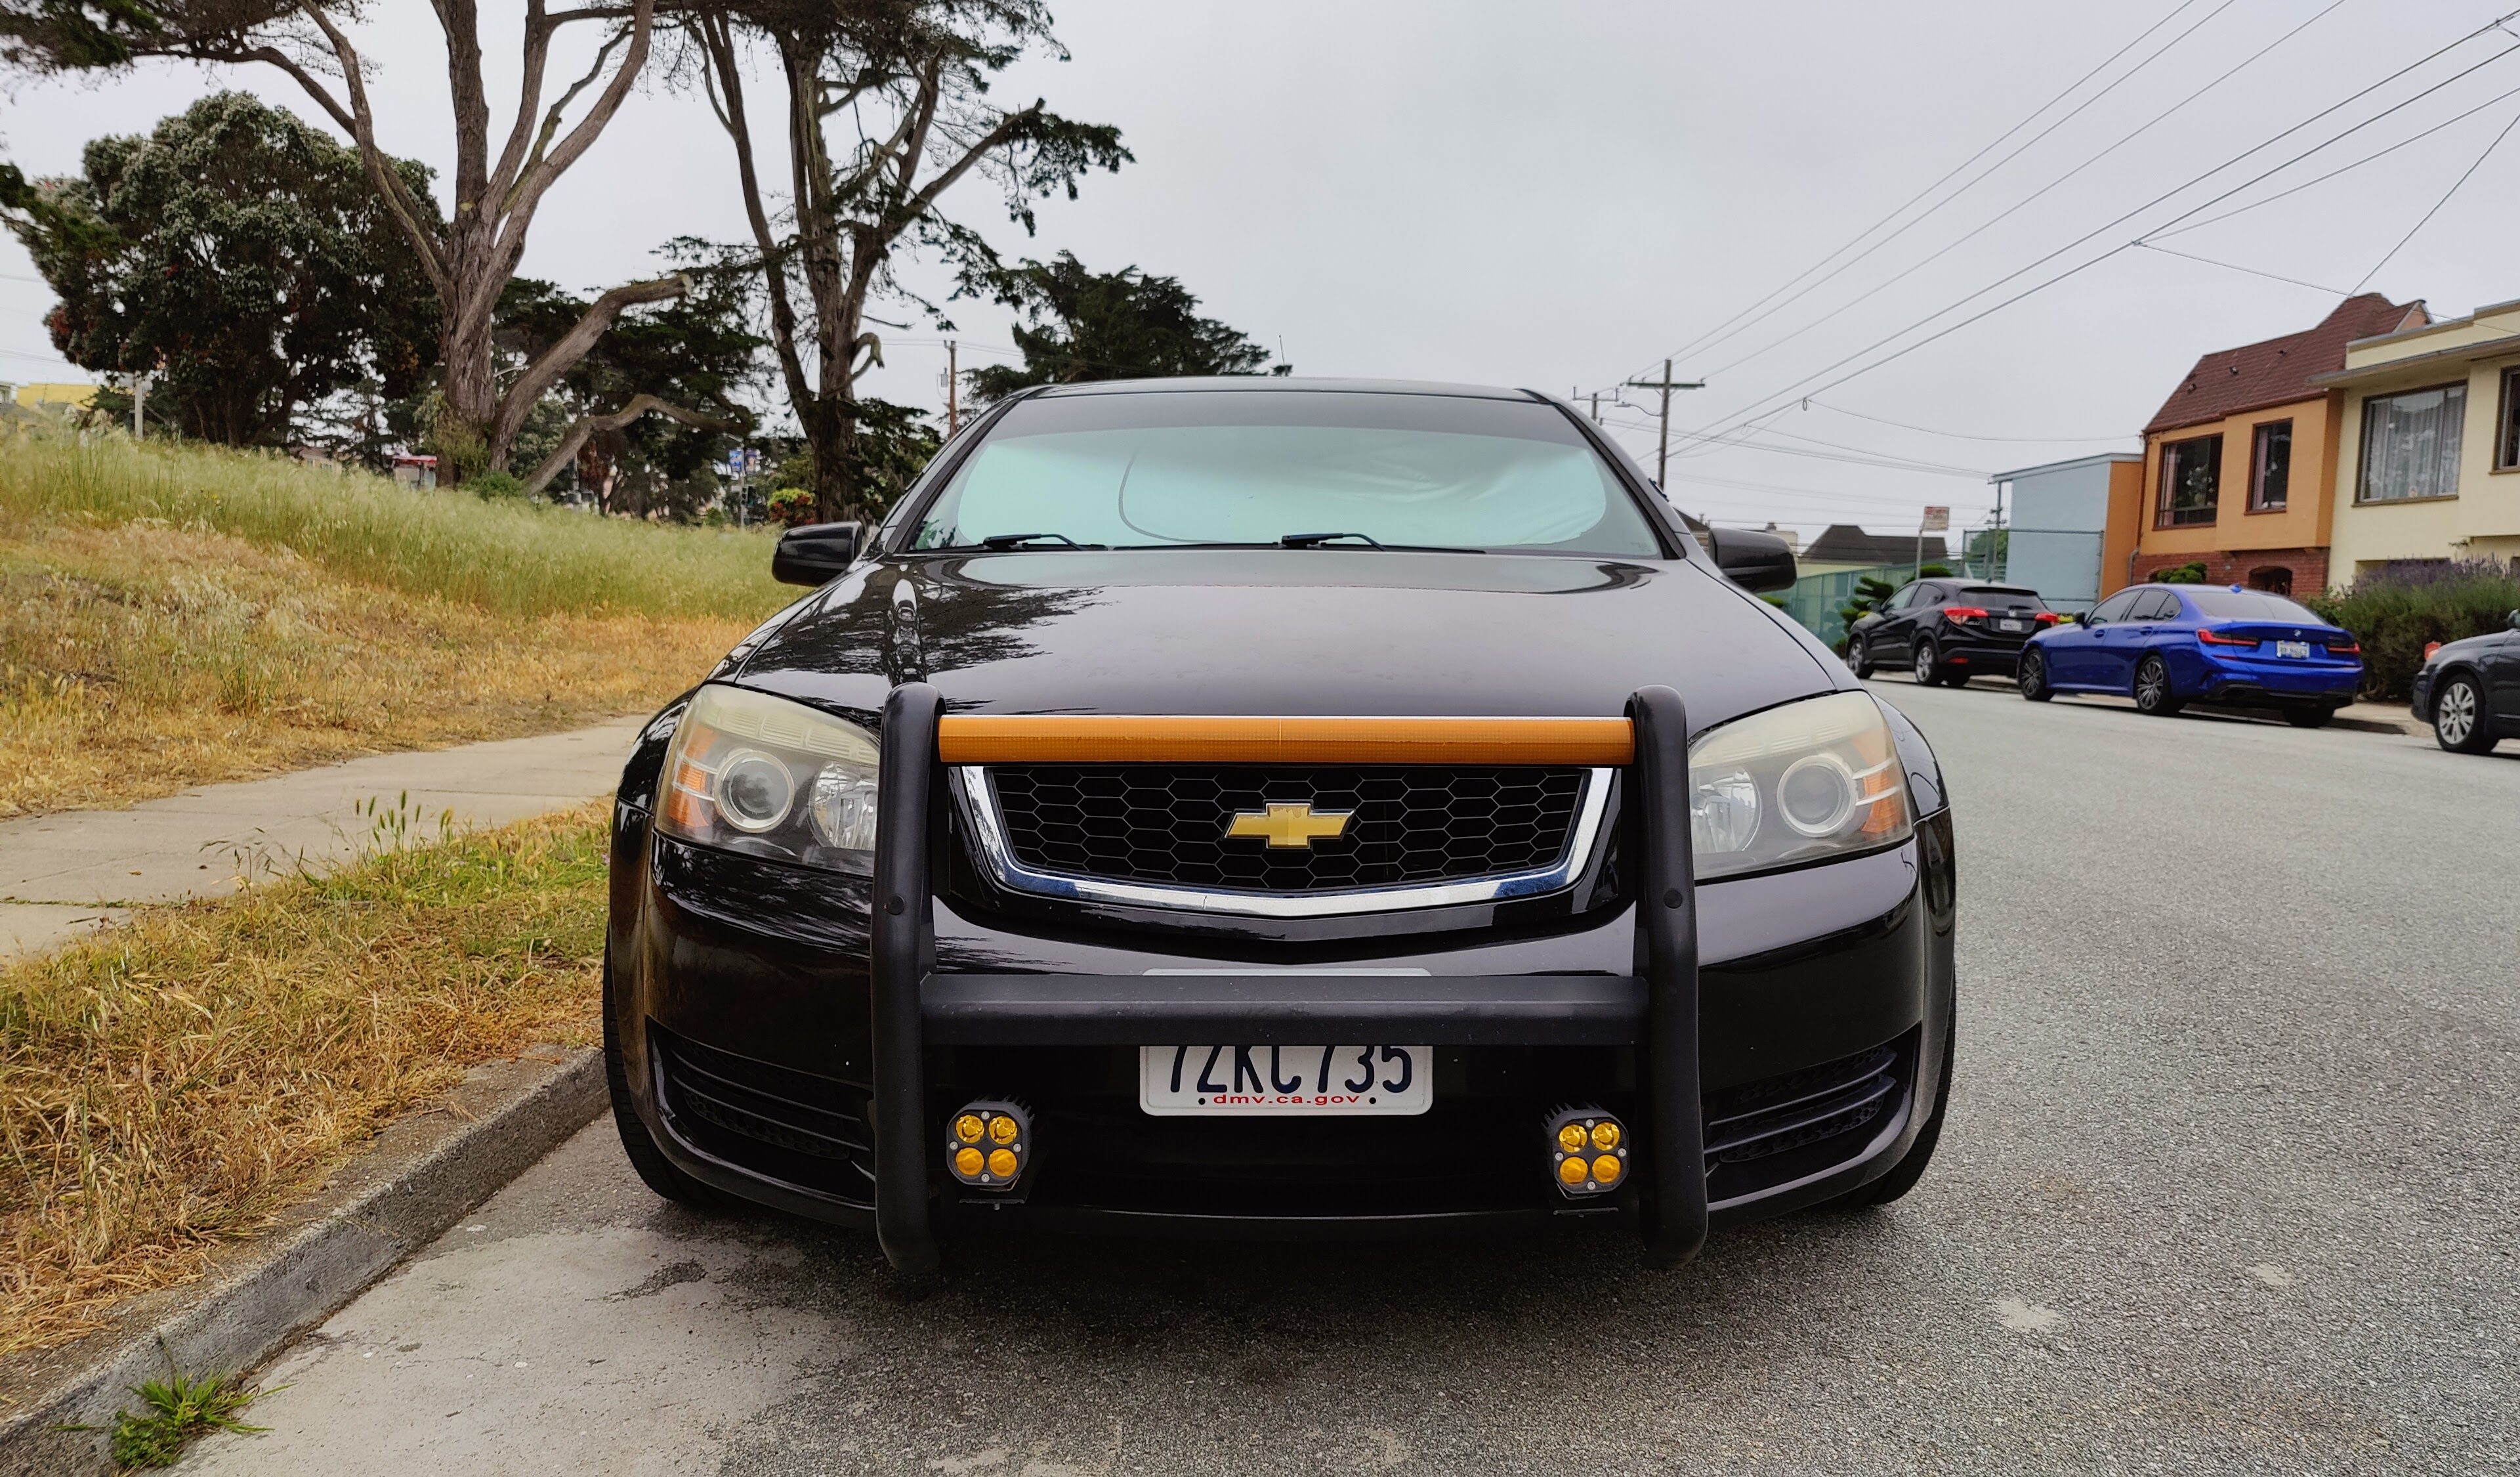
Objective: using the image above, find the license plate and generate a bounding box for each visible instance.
[2276,640,2310,658]
[1998,618,2027,633]
[1138,1045,1433,1116]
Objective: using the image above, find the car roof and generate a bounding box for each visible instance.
[1025,376,1543,402]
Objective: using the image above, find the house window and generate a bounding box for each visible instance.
[2248,421,2291,511]
[2157,434,2221,526]
[2498,366,2520,470]
[2358,383,2465,502]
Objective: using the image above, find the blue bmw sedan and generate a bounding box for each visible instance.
[2017,584,2362,727]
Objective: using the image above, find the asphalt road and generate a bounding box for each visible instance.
[177,681,2520,1476]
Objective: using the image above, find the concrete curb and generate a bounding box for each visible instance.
[0,1048,605,1476]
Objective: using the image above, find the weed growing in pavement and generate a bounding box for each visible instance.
[98,1371,269,1468]
[0,805,610,1357]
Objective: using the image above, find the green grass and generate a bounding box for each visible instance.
[0,430,788,620]
[104,1371,270,1468]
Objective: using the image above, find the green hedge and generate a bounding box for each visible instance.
[2307,563,2520,700]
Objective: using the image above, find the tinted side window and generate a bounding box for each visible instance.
[1886,584,1918,610]
[2133,589,2179,621]
[2088,591,2143,624]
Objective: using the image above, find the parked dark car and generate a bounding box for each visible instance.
[602,379,1956,1272]
[1848,578,2056,686]
[2017,584,2361,726]
[2409,609,2520,754]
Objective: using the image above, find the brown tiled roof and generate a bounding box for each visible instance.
[2143,293,2426,437]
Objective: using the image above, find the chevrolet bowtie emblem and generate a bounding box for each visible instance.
[1224,801,1353,849]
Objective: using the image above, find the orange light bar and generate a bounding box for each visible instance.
[935,714,1635,766]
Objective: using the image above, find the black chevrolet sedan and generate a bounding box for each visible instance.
[604,379,1956,1271]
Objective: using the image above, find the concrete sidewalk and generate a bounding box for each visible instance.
[0,718,648,961]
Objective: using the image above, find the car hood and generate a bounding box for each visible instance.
[732,548,1841,729]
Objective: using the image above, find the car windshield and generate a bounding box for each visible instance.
[1960,585,2046,611]
[907,389,1664,557]
[2179,588,2323,622]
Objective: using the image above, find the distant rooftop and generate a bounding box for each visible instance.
[1801,524,1949,567]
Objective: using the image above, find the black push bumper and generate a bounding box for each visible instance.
[868,683,1712,1273]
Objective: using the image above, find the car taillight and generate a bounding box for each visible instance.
[2196,628,2259,647]
[1942,605,1988,623]
[2033,611,2061,624]
[2326,639,2361,658]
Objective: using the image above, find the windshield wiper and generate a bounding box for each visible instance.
[978,532,1100,550]
[1278,531,1383,549]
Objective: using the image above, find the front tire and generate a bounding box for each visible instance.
[2133,654,2183,716]
[604,951,731,1212]
[1912,641,1941,687]
[2018,649,2054,702]
[2432,674,2496,753]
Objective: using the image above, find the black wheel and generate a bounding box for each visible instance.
[1850,637,1875,679]
[2283,706,2333,729]
[2132,654,2183,716]
[2432,674,2497,754]
[2017,649,2053,702]
[1831,1004,1953,1210]
[1912,640,1941,687]
[604,951,731,1211]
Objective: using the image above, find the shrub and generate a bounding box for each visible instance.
[2150,561,2208,584]
[765,486,817,528]
[2306,560,2520,700]
[469,469,526,500]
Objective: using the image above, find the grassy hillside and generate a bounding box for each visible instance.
[0,433,793,816]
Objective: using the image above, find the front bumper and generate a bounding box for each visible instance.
[610,688,1957,1266]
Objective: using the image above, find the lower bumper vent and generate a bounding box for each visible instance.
[1702,1036,1910,1205]
[652,1024,875,1205]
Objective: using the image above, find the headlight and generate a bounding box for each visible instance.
[1689,691,1910,880]
[656,685,880,874]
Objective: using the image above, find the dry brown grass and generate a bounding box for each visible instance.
[0,518,755,817]
[0,803,609,1358]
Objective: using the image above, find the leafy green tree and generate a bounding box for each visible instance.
[963,251,1286,402]
[0,0,674,481]
[495,244,764,511]
[0,92,437,446]
[688,0,1129,520]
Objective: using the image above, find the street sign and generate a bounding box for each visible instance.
[1920,506,1950,532]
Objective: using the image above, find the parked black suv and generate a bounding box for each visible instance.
[2410,608,2520,754]
[1849,578,2055,686]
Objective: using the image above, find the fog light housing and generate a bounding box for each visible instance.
[1546,1106,1629,1199]
[945,1100,1031,1191]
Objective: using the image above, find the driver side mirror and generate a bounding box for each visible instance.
[2507,607,2519,631]
[1705,526,1797,593]
[771,521,863,586]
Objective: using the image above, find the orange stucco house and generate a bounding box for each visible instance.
[2114,293,2427,597]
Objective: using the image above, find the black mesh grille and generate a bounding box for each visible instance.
[653,1025,875,1205]
[986,765,1589,893]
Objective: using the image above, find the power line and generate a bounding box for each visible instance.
[1689,0,2352,386]
[1677,0,2255,380]
[1595,414,1990,479]
[1598,0,2216,396]
[1682,17,2520,447]
[1807,401,2131,444]
[2350,102,2520,291]
[2150,75,2520,238]
[2132,240,2356,295]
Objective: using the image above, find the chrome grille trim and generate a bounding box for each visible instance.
[954,765,1616,919]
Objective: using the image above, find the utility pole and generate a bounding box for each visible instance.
[1589,391,1601,423]
[946,340,959,437]
[131,369,156,440]
[1623,358,1704,487]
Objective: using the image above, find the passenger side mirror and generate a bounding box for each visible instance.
[1705,526,1797,593]
[2507,607,2519,631]
[771,521,863,586]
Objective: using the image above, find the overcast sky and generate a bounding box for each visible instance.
[9,1,2520,537]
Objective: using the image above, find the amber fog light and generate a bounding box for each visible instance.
[1546,1106,1628,1199]
[945,1100,1031,1191]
